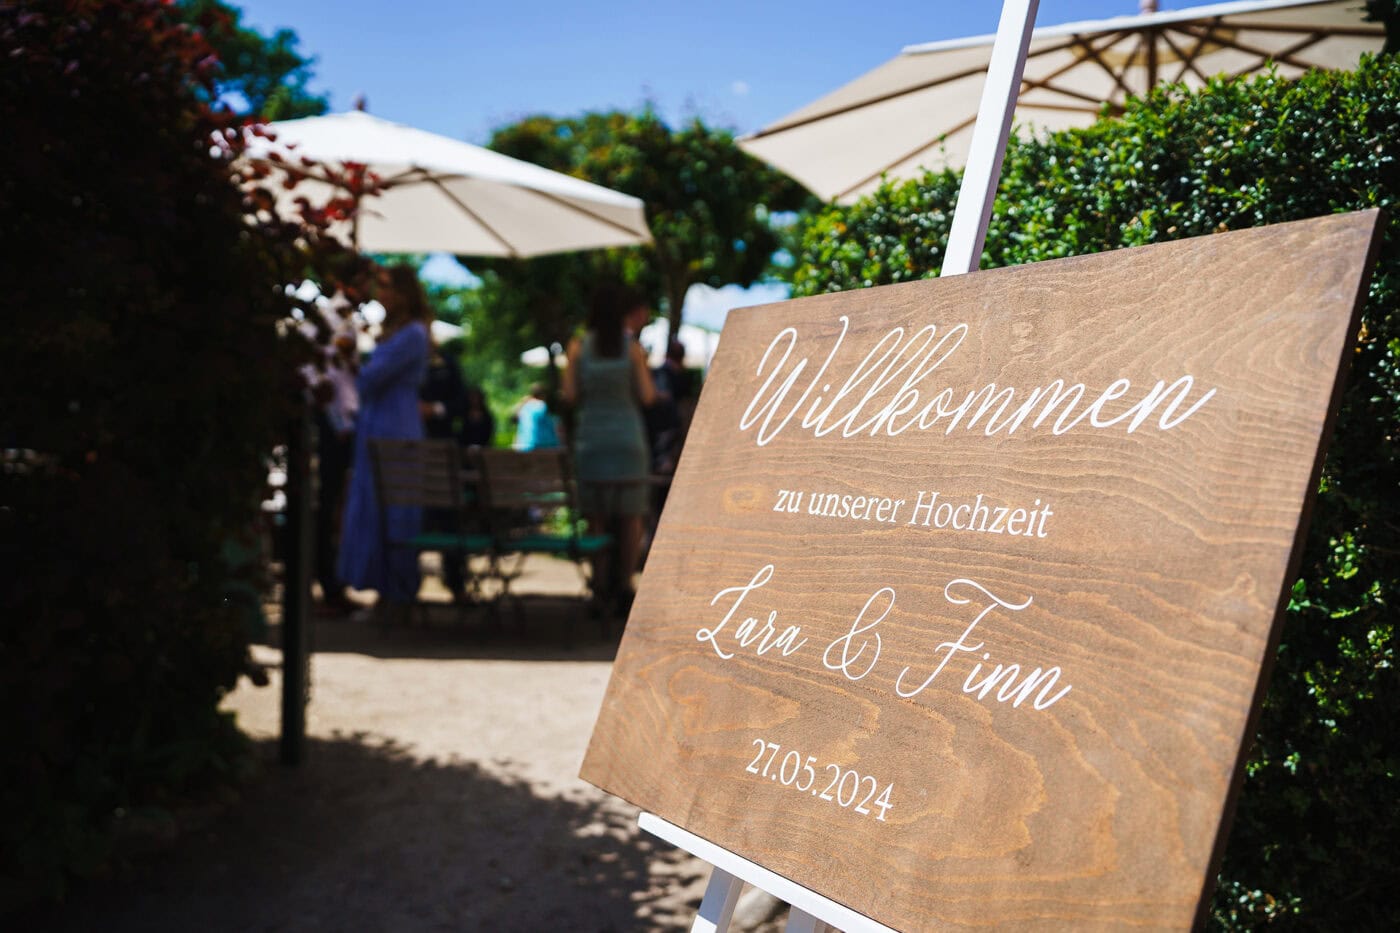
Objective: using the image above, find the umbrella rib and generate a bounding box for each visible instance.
[834,114,979,202]
[1141,29,1158,89]
[1019,76,1114,106]
[1020,101,1113,115]
[1225,22,1383,38]
[424,174,521,258]
[1029,29,1135,86]
[523,186,652,241]
[1170,19,1217,83]
[1072,31,1138,102]
[830,27,1137,199]
[1024,75,1131,112]
[378,166,436,187]
[396,166,645,243]
[753,12,1380,143]
[747,38,1083,141]
[1176,24,1319,71]
[1228,31,1329,76]
[1020,29,1140,108]
[747,65,992,139]
[1160,29,1213,84]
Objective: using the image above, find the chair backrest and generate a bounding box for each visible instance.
[369,438,465,510]
[474,448,572,512]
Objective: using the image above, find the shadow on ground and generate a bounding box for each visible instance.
[291,595,626,664]
[22,736,705,932]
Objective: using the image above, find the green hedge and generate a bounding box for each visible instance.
[0,1,326,904]
[791,57,1399,929]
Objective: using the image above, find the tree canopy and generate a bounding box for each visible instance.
[478,109,812,342]
[176,0,328,120]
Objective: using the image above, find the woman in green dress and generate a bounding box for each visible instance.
[562,284,656,611]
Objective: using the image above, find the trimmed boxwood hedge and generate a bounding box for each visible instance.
[791,56,1399,929]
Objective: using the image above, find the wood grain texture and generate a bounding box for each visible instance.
[581,211,1383,931]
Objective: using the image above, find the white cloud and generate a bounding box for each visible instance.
[730,80,750,97]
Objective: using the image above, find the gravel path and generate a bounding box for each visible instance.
[27,558,785,932]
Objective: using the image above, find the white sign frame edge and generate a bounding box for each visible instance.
[942,0,1041,277]
[641,814,899,933]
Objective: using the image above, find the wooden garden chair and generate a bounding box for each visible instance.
[472,448,612,634]
[368,438,493,625]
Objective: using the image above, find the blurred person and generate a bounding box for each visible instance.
[446,383,496,603]
[461,385,496,449]
[418,341,472,600]
[562,284,656,613]
[644,337,698,527]
[304,266,368,616]
[337,264,433,618]
[419,341,468,441]
[512,382,560,451]
[660,338,696,421]
[623,300,650,339]
[645,337,696,475]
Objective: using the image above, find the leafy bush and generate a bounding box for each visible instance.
[0,0,345,904]
[791,57,1399,929]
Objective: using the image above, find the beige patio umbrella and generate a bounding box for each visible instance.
[740,0,1384,203]
[245,110,652,256]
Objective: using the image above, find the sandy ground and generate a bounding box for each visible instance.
[27,557,786,932]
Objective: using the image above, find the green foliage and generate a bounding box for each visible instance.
[428,276,550,442]
[176,0,329,120]
[790,58,1400,929]
[789,168,962,295]
[0,0,343,904]
[483,108,813,337]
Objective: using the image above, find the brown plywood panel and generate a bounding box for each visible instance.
[581,211,1382,930]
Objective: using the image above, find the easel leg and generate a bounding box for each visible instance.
[786,908,833,933]
[640,812,895,932]
[691,866,745,933]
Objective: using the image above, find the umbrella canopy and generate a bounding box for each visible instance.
[740,0,1383,203]
[246,110,652,257]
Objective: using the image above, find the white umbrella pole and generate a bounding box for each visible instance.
[941,0,1040,276]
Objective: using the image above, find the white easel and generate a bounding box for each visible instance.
[639,1,1043,930]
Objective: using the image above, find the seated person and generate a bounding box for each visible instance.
[512,382,560,451]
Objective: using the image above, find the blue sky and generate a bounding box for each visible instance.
[234,1,1163,321]
[237,1,1152,140]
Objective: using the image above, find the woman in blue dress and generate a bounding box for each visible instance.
[337,264,432,614]
[562,284,656,611]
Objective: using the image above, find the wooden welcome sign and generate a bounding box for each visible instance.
[582,211,1382,930]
